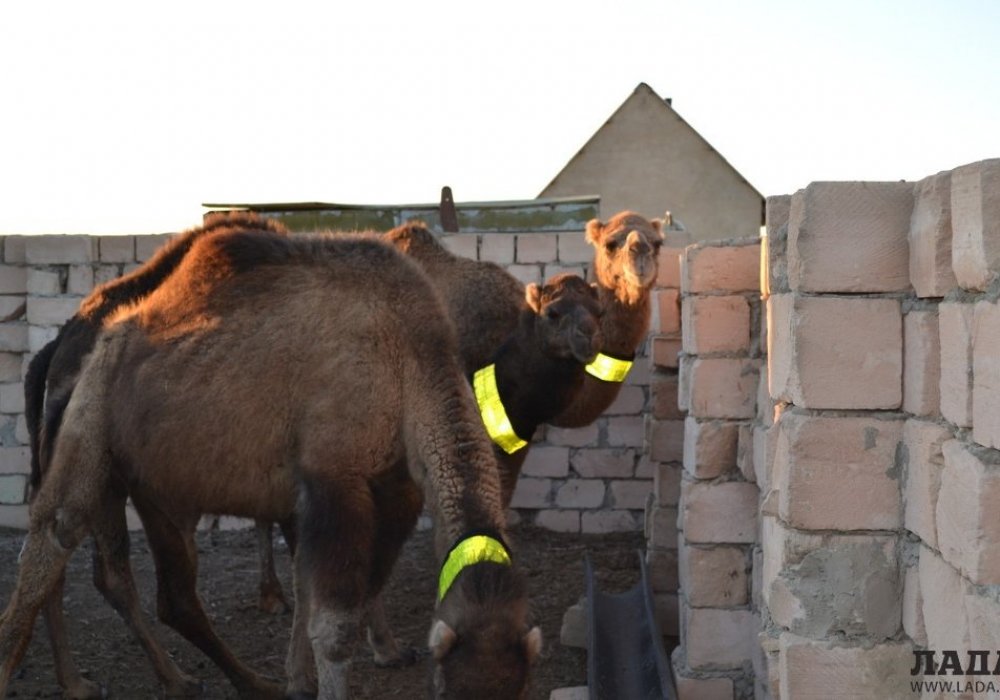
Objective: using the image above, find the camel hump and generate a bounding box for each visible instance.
[78,212,288,321]
[383,221,449,258]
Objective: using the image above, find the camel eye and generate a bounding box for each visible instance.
[652,240,663,252]
[605,239,619,252]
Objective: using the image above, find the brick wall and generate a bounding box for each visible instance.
[0,226,662,536]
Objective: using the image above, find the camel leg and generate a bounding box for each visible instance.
[88,494,203,697]
[41,572,104,700]
[364,465,424,668]
[0,512,87,695]
[255,519,290,614]
[132,495,283,700]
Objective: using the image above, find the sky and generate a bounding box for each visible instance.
[1,0,998,235]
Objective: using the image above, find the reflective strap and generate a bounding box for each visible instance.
[438,534,512,602]
[585,352,633,383]
[473,364,528,454]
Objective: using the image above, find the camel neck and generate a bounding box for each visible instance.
[597,285,652,357]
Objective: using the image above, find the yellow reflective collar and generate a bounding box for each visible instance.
[585,352,633,383]
[473,363,528,454]
[438,534,512,602]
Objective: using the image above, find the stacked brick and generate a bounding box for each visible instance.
[0,228,660,538]
[672,238,761,699]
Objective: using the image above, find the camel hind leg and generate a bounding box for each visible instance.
[255,519,290,614]
[41,573,104,700]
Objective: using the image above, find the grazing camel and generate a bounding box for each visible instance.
[1,227,541,699]
[23,213,292,699]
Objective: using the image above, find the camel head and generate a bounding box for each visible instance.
[586,211,664,303]
[525,273,602,364]
[429,564,542,699]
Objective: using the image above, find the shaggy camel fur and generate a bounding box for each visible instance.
[386,212,663,428]
[1,227,540,699]
[23,214,293,699]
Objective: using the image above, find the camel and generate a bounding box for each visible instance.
[1,226,541,699]
[23,213,293,699]
[386,212,663,428]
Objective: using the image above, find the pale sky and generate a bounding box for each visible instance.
[1,0,997,235]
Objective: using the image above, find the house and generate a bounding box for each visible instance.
[539,83,764,241]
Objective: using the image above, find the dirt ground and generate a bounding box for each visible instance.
[1,523,645,699]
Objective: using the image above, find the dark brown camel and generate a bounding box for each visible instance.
[23,213,294,699]
[1,227,540,699]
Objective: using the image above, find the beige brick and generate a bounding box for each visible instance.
[904,309,941,416]
[0,296,24,323]
[557,232,592,264]
[909,171,957,297]
[94,265,121,286]
[646,547,679,592]
[683,605,755,670]
[2,237,26,264]
[902,419,951,548]
[440,234,478,260]
[651,336,681,369]
[605,416,643,447]
[951,158,1000,291]
[67,265,94,296]
[28,325,58,352]
[0,324,29,352]
[0,503,28,529]
[787,181,912,293]
[545,424,598,448]
[682,294,751,355]
[679,543,747,607]
[0,474,27,504]
[648,419,684,463]
[765,194,792,295]
[903,562,927,647]
[520,445,569,478]
[761,517,900,639]
[939,301,975,427]
[0,353,21,382]
[25,269,60,296]
[548,686,588,700]
[98,235,137,263]
[650,373,684,420]
[753,424,777,493]
[675,676,733,700]
[937,440,1000,584]
[681,242,760,295]
[26,297,81,326]
[686,357,758,419]
[778,634,913,700]
[681,480,757,544]
[509,477,551,509]
[135,234,172,262]
[0,446,30,475]
[542,264,585,282]
[516,234,557,263]
[559,599,586,648]
[964,591,1000,653]
[774,411,903,531]
[919,545,970,653]
[768,294,902,409]
[479,235,514,264]
[0,266,27,295]
[655,245,683,289]
[24,235,98,264]
[677,354,692,412]
[0,382,24,414]
[580,510,638,533]
[645,504,679,550]
[554,479,605,508]
[973,300,1000,449]
[654,288,680,335]
[533,509,580,533]
[654,462,682,506]
[570,448,635,478]
[609,479,652,509]
[682,417,739,479]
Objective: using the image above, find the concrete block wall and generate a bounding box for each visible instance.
[756,159,1000,700]
[671,238,761,700]
[0,227,662,537]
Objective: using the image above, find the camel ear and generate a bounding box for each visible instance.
[429,620,457,661]
[523,626,543,664]
[525,283,542,314]
[651,218,664,239]
[584,218,605,245]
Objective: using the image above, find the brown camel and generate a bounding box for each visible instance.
[386,212,663,428]
[23,213,293,699]
[1,227,540,699]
